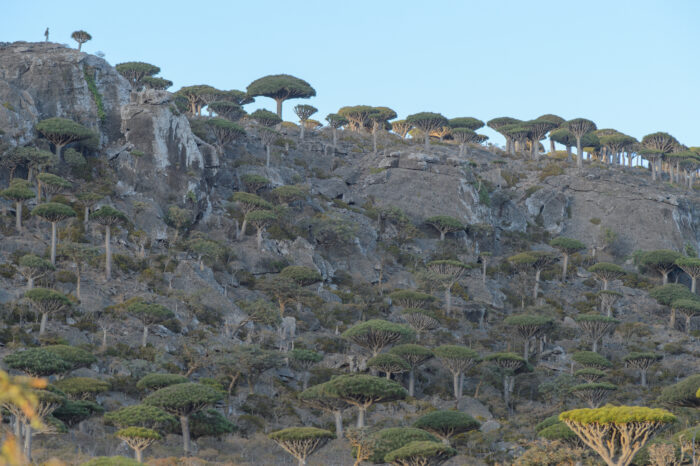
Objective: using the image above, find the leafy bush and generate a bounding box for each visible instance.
[136,373,188,391]
[366,427,438,463]
[657,374,700,407]
[189,409,236,439]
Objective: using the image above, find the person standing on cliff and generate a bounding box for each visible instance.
[44,28,49,42]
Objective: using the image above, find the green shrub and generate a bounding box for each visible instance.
[136,373,188,391]
[538,163,564,181]
[367,427,438,463]
[383,441,457,464]
[189,408,236,438]
[81,456,141,465]
[657,374,700,407]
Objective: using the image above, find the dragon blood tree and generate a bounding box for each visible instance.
[503,313,554,361]
[559,405,675,466]
[622,353,661,387]
[268,427,334,466]
[324,374,406,428]
[588,263,625,290]
[389,344,433,397]
[342,320,414,356]
[399,309,440,341]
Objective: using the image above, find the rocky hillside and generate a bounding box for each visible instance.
[0,42,699,466]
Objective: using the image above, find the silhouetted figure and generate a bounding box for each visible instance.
[44,28,49,42]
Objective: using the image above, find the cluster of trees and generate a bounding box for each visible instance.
[486,115,700,185]
[25,40,700,189]
[1,135,699,464]
[115,62,172,91]
[2,46,700,465]
[161,71,700,188]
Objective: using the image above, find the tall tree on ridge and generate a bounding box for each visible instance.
[247,74,316,119]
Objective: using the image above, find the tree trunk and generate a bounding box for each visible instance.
[458,373,464,398]
[685,315,692,335]
[439,231,445,241]
[266,145,271,168]
[23,423,32,460]
[372,125,378,153]
[640,369,647,387]
[40,312,48,335]
[16,201,22,231]
[603,278,609,291]
[76,270,81,300]
[247,376,255,394]
[549,138,555,155]
[256,227,263,250]
[13,418,22,446]
[180,415,191,455]
[275,99,283,119]
[142,325,148,347]
[561,253,569,282]
[424,131,430,151]
[50,221,57,264]
[135,448,143,463]
[592,338,599,353]
[332,128,337,150]
[482,261,487,283]
[334,410,343,437]
[56,143,65,162]
[692,276,696,294]
[300,122,305,141]
[452,372,460,399]
[408,369,415,397]
[445,287,452,316]
[523,338,529,361]
[503,376,511,412]
[662,271,669,285]
[105,225,112,279]
[530,138,538,160]
[385,371,391,380]
[576,137,583,169]
[102,328,108,350]
[533,269,541,299]
[670,308,676,329]
[357,406,365,427]
[84,205,90,231]
[28,276,34,289]
[238,218,248,241]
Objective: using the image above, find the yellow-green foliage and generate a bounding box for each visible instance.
[539,162,564,181]
[559,405,675,424]
[268,426,334,441]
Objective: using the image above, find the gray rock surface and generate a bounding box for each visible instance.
[0,41,129,145]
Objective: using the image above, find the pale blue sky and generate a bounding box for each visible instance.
[3,0,699,146]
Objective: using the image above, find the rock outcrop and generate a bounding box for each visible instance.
[0,41,130,145]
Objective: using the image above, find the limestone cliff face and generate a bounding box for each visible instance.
[120,89,215,173]
[0,41,214,217]
[0,41,129,145]
[114,89,217,209]
[325,146,700,259]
